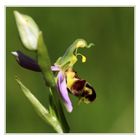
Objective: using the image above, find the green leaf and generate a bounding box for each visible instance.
[16,77,63,133]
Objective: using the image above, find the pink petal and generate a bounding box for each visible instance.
[57,71,73,112]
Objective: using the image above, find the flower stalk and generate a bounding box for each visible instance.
[37,31,55,87]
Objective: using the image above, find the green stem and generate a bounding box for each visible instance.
[37,32,55,87]
[37,31,70,133]
[50,87,70,132]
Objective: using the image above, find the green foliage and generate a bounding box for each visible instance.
[16,77,63,133]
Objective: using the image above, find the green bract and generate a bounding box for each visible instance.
[14,11,40,51]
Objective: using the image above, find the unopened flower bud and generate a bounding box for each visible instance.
[14,11,40,51]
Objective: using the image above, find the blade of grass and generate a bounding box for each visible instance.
[16,77,63,133]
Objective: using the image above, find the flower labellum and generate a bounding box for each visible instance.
[14,11,40,51]
[65,68,96,104]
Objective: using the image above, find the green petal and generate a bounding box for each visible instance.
[55,39,94,70]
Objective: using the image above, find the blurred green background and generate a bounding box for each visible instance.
[6,7,134,133]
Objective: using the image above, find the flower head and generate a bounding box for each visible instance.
[12,39,96,113]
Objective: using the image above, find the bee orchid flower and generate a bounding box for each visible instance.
[12,39,96,113]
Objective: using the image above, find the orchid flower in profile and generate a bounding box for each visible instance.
[12,39,96,113]
[12,10,97,133]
